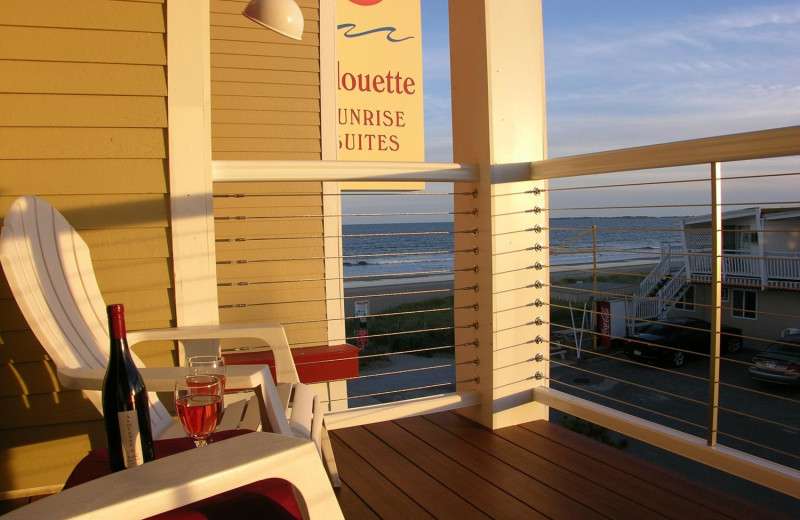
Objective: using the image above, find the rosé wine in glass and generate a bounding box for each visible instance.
[186,355,226,393]
[175,375,222,447]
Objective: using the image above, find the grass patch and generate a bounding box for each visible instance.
[351,296,455,367]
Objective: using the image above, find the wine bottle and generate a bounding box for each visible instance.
[101,303,155,472]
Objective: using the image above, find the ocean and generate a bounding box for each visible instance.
[342,217,682,284]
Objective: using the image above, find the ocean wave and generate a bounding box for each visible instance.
[344,256,451,267]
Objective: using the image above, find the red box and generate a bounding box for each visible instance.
[223,344,360,384]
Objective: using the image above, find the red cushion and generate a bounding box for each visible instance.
[64,430,302,520]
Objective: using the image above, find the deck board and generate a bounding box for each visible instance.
[332,483,381,520]
[423,412,664,520]
[330,433,436,519]
[521,421,775,520]
[395,415,594,520]
[336,424,492,520]
[365,419,539,520]
[500,420,716,520]
[331,411,793,520]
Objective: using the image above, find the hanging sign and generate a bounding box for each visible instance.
[355,299,370,324]
[337,0,425,189]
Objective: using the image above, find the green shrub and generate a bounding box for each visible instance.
[350,296,455,362]
[558,415,628,449]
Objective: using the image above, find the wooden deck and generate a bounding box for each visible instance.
[330,411,791,520]
[1,411,791,519]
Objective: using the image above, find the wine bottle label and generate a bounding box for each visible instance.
[117,410,144,468]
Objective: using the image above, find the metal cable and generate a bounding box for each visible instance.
[219,266,473,288]
[217,247,476,265]
[215,189,477,198]
[492,188,543,198]
[547,171,800,193]
[549,201,800,213]
[552,358,708,406]
[219,284,476,309]
[548,377,707,434]
[286,343,477,373]
[334,378,476,405]
[716,430,800,464]
[548,334,707,383]
[341,322,478,345]
[549,284,800,320]
[216,209,477,221]
[547,340,800,443]
[216,226,479,243]
[718,379,800,406]
[718,404,800,436]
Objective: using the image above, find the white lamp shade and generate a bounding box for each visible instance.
[242,0,304,40]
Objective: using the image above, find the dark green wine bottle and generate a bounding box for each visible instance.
[101,304,155,472]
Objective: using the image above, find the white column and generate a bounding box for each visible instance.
[320,0,346,351]
[450,0,549,428]
[167,0,220,353]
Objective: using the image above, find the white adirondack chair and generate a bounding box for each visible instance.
[1,431,345,520]
[0,195,300,438]
[1,195,339,485]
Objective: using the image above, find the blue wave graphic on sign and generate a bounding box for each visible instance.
[338,23,414,42]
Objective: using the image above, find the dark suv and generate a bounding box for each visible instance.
[622,317,743,368]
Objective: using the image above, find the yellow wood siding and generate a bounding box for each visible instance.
[0,0,171,497]
[211,1,328,349]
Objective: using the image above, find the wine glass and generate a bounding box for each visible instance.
[174,375,223,447]
[186,355,226,393]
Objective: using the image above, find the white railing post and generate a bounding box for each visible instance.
[450,0,549,429]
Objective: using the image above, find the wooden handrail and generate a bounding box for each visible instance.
[212,126,799,185]
[212,159,479,183]
[530,125,800,179]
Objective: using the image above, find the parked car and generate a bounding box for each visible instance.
[622,317,743,368]
[748,333,800,387]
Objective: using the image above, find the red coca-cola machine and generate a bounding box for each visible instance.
[595,299,626,348]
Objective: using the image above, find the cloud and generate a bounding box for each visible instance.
[714,5,800,29]
[544,2,799,158]
[404,2,800,219]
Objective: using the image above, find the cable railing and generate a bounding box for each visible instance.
[539,147,800,497]
[210,125,800,499]
[213,185,481,408]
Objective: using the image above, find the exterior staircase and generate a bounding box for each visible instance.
[627,244,687,333]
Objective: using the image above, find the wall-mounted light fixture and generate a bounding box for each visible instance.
[242,0,305,40]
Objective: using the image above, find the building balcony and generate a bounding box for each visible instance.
[687,249,800,290]
[3,127,799,518]
[2,2,799,517]
[205,126,800,518]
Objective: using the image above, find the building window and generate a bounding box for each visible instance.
[674,286,695,311]
[723,224,750,253]
[721,286,729,302]
[731,289,757,319]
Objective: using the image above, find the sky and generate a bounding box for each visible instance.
[343,0,800,221]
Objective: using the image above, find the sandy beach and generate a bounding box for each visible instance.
[343,261,655,315]
[344,277,455,315]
